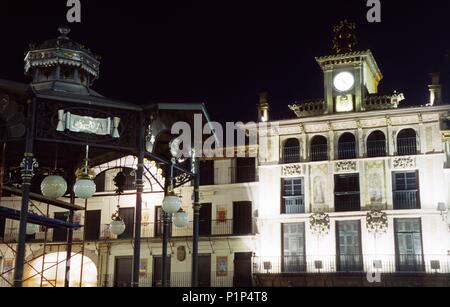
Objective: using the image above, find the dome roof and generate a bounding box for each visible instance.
[25,26,100,83]
[34,26,96,58]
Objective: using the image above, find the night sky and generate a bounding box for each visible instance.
[0,0,449,123]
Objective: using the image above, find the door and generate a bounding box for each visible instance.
[114,256,133,287]
[282,223,306,272]
[199,204,211,236]
[52,212,69,242]
[152,256,171,287]
[336,220,363,272]
[233,202,252,235]
[233,252,253,287]
[118,207,135,240]
[85,210,101,241]
[395,218,424,272]
[198,254,211,287]
[0,217,5,240]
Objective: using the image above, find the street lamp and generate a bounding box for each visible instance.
[74,146,96,199]
[41,175,67,199]
[174,209,188,228]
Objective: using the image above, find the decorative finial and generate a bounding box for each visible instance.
[332,20,357,54]
[58,25,71,39]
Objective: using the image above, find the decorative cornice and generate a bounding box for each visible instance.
[282,164,303,177]
[392,157,416,170]
[335,161,358,173]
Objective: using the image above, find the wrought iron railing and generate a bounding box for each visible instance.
[253,254,450,274]
[282,196,305,214]
[335,192,361,212]
[397,137,418,156]
[367,140,387,158]
[283,146,301,164]
[338,142,357,160]
[101,271,236,287]
[393,190,420,210]
[310,144,328,162]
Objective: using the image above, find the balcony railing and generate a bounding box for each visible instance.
[310,144,328,162]
[397,137,418,156]
[283,146,301,164]
[367,140,387,158]
[338,142,357,160]
[282,196,305,214]
[253,254,450,274]
[393,190,420,210]
[335,192,361,212]
[102,272,236,288]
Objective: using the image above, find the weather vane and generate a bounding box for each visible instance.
[332,20,358,54]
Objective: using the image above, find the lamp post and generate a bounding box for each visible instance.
[161,159,182,287]
[191,156,200,288]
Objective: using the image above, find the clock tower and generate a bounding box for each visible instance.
[315,20,383,114]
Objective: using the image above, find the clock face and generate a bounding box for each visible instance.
[333,72,355,92]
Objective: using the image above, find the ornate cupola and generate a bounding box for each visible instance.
[290,20,404,119]
[24,25,100,90]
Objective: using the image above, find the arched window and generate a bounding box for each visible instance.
[283,138,300,164]
[367,131,387,158]
[310,136,328,162]
[397,129,417,156]
[338,133,357,160]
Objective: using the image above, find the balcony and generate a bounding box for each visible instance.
[282,196,305,214]
[393,190,420,210]
[102,271,235,288]
[367,140,387,158]
[334,192,361,212]
[282,146,301,164]
[253,254,449,275]
[338,142,357,160]
[397,137,418,156]
[310,144,328,162]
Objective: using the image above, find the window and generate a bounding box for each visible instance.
[200,160,215,186]
[397,129,418,156]
[334,174,361,212]
[155,206,172,237]
[310,136,328,162]
[283,138,301,164]
[282,178,305,214]
[282,223,306,273]
[235,158,256,183]
[338,133,357,160]
[336,221,363,272]
[367,131,387,158]
[393,171,420,210]
[394,219,424,272]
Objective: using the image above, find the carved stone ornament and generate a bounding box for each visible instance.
[392,157,415,169]
[310,212,330,236]
[366,210,388,234]
[282,164,303,177]
[335,161,357,173]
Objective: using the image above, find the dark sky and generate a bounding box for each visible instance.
[0,0,449,123]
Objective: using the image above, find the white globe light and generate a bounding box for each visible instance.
[162,195,182,214]
[110,220,126,236]
[74,179,96,199]
[41,175,68,199]
[174,210,188,228]
[26,223,37,236]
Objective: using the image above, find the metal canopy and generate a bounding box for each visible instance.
[0,206,80,229]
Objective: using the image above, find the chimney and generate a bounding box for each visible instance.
[429,72,442,106]
[258,92,270,122]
